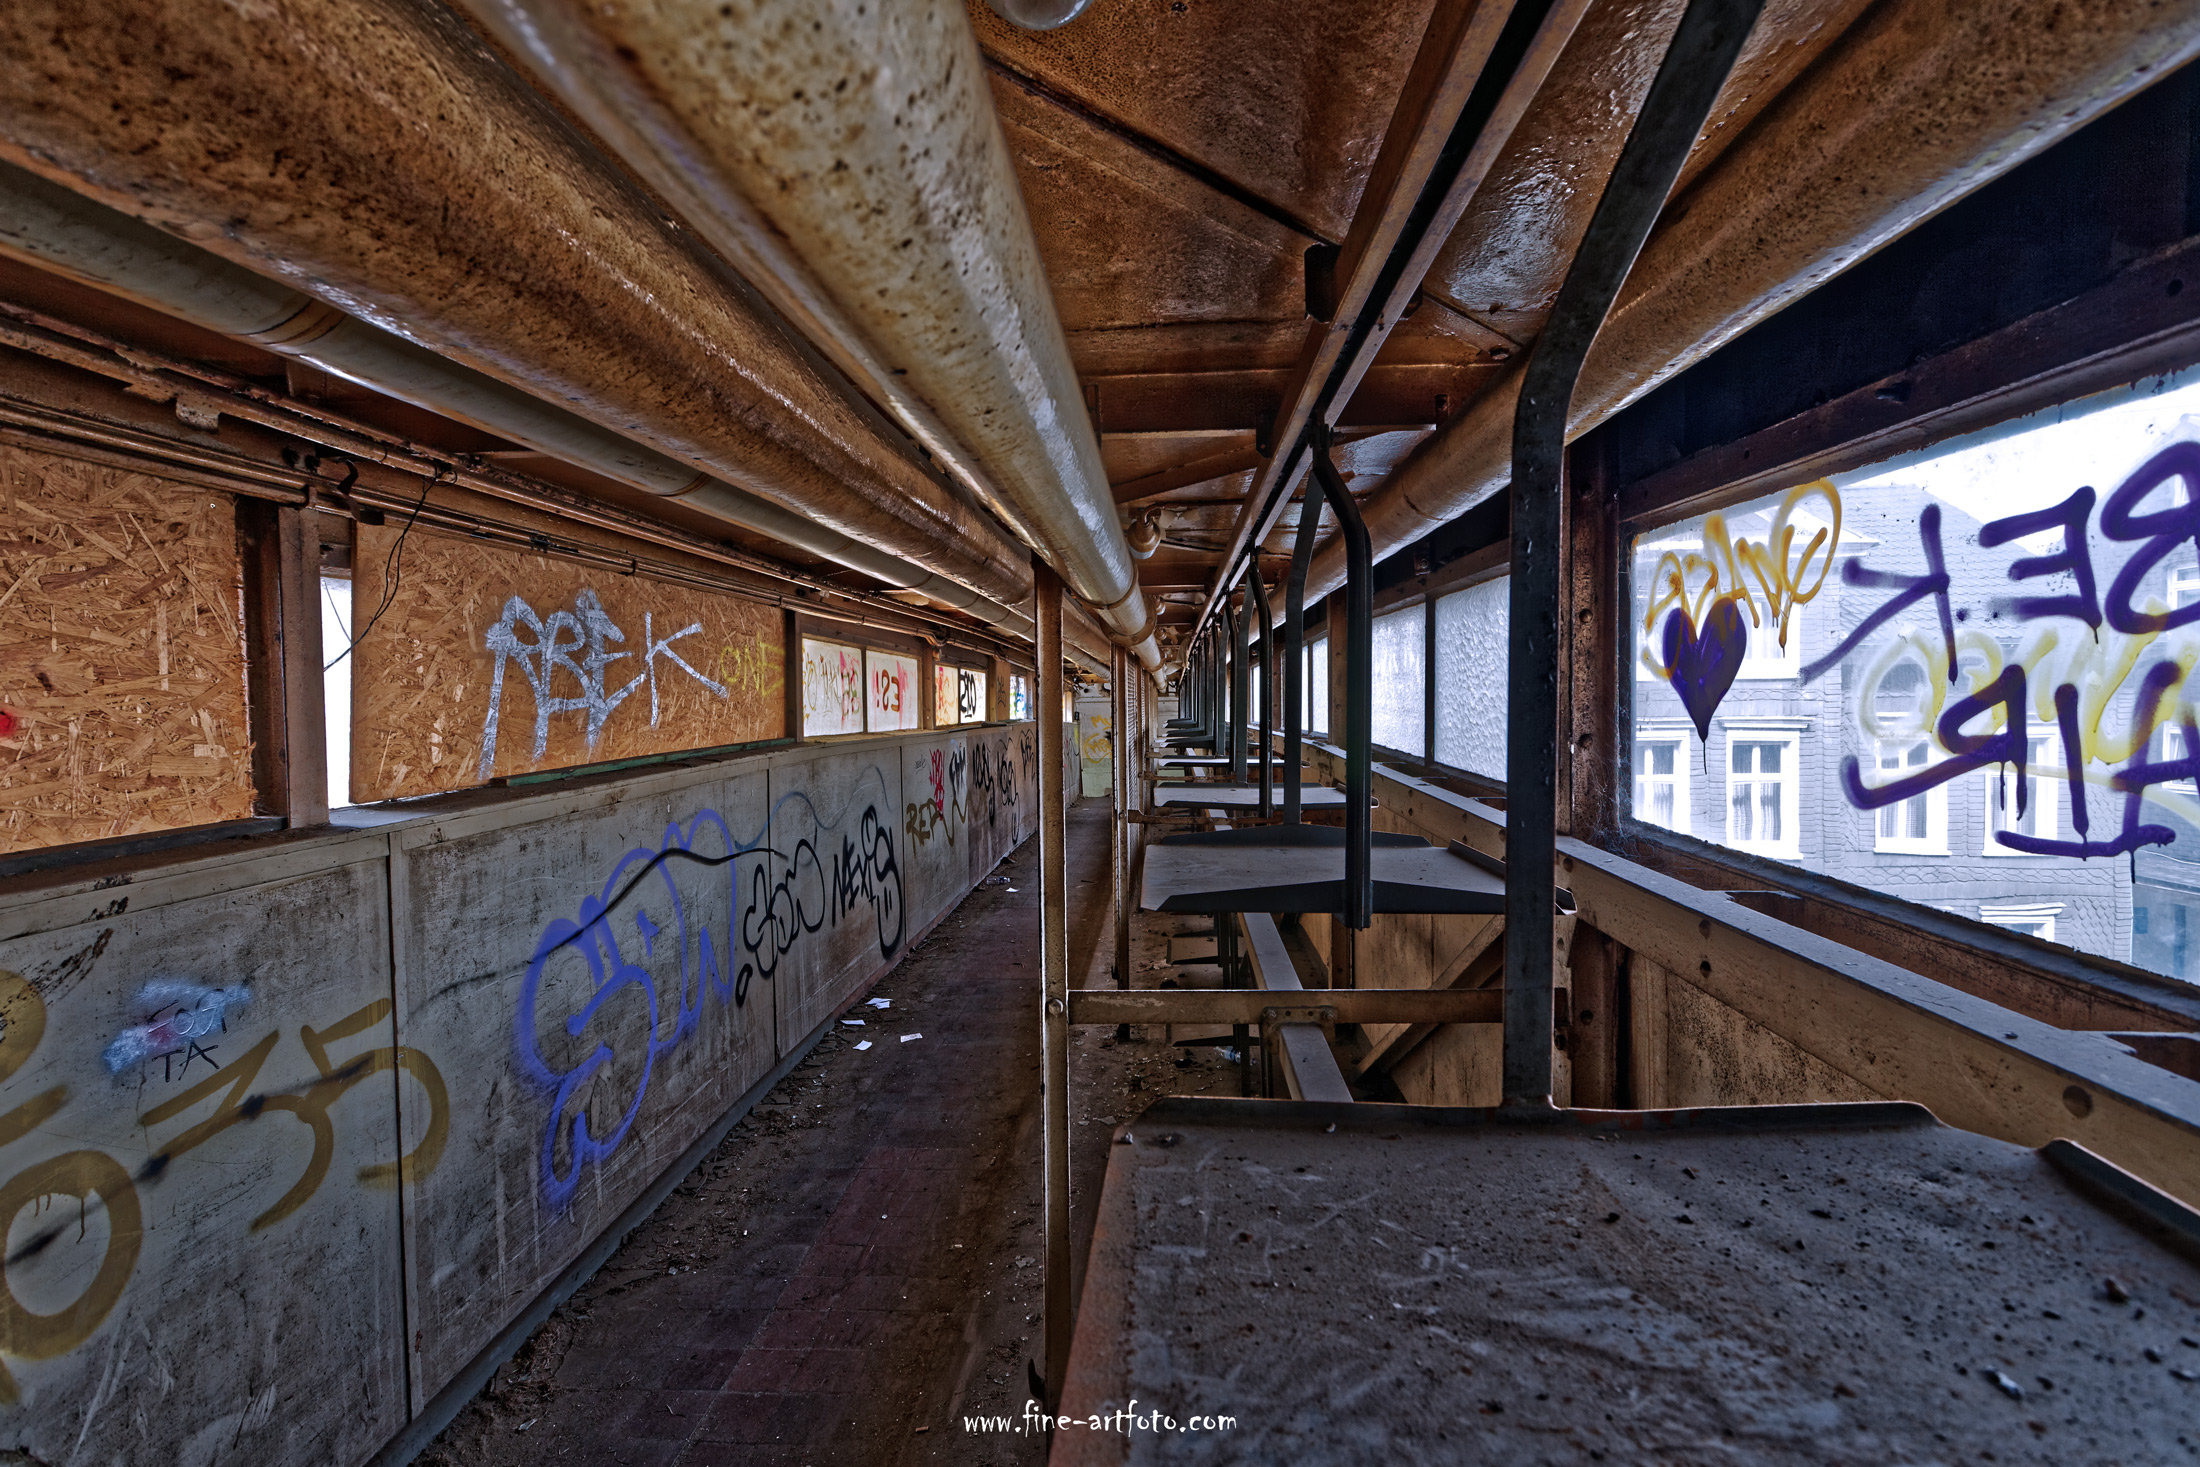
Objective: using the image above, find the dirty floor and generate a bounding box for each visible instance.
[417,800,1243,1466]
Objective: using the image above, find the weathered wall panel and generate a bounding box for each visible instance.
[352,525,785,801]
[0,834,407,1464]
[0,442,255,852]
[1660,968,1883,1109]
[763,745,907,1049]
[0,725,1065,1461]
[388,760,776,1402]
[901,733,974,939]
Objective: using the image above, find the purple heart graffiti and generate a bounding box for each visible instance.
[1663,598,1749,743]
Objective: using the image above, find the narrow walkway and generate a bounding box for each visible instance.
[419,797,1199,1466]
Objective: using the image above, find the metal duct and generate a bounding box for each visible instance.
[0,162,1063,641]
[457,0,1161,671]
[0,0,1036,612]
[1303,0,2200,600]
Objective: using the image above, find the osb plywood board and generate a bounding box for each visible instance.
[0,443,253,854]
[351,524,785,799]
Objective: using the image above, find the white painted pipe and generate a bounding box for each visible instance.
[459,0,1160,671]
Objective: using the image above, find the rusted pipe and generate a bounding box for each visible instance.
[456,0,1160,671]
[1305,0,2200,598]
[0,0,1034,611]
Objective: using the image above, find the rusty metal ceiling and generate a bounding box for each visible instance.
[1,0,2190,656]
[971,0,2195,644]
[969,0,1892,630]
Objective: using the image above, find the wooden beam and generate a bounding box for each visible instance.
[1109,427,1403,506]
[239,500,329,826]
[1068,988,1502,1027]
[1302,745,2200,1210]
[1087,366,1474,436]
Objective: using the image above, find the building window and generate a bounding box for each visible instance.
[1983,735,2060,854]
[1737,603,1804,680]
[1725,732,1799,858]
[1980,902,2061,942]
[1009,673,1032,721]
[1633,732,1690,835]
[1871,741,1947,854]
[2171,562,2200,610]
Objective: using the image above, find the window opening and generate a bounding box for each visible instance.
[322,573,353,810]
[1628,360,2200,981]
[1305,636,1329,737]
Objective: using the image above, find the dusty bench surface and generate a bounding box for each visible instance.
[1055,1098,2200,1466]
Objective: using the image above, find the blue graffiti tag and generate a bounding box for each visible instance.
[513,768,905,1211]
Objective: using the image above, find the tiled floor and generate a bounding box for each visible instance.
[422,798,1127,1467]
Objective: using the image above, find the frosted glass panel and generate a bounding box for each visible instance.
[1434,577,1508,780]
[801,639,864,736]
[1370,607,1425,755]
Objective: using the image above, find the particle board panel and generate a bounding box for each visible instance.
[386,759,776,1404]
[350,523,784,801]
[0,442,254,853]
[764,745,909,1052]
[0,833,404,1466]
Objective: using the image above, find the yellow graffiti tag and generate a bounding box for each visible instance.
[0,976,451,1402]
[1640,479,1842,676]
[0,971,136,1406]
[139,997,449,1229]
[714,634,784,702]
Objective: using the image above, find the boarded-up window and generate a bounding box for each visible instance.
[351,525,784,798]
[935,664,986,726]
[801,638,865,737]
[0,444,254,852]
[864,648,919,731]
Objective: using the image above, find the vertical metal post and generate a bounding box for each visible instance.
[1312,441,1373,929]
[1502,0,1762,1106]
[1036,563,1072,1407]
[1111,643,1131,1006]
[1250,566,1275,818]
[1282,479,1321,823]
[1226,601,1248,782]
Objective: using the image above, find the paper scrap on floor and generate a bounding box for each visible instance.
[901,1033,922,1043]
[867,998,891,1009]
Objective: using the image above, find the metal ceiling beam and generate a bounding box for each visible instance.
[1108,426,1395,506]
[1502,0,1763,1108]
[1303,0,2200,604]
[1180,0,1592,653]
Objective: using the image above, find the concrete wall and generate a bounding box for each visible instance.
[0,722,1066,1466]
